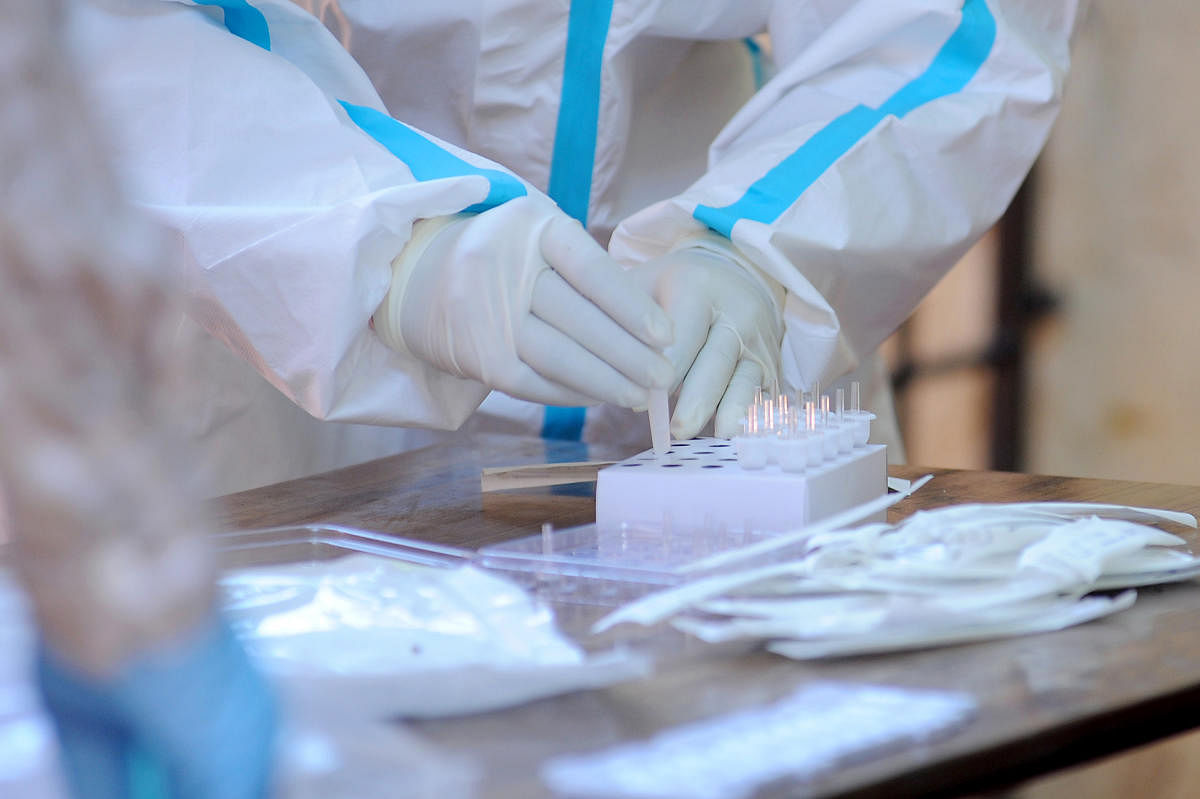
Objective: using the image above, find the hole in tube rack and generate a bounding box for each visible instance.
[674,442,690,446]
[661,464,683,468]
[711,443,731,448]
[695,451,714,455]
[681,457,698,461]
[621,463,642,467]
[702,465,723,469]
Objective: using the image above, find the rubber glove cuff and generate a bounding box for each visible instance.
[372,214,466,360]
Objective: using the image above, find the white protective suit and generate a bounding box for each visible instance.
[67,0,1080,495]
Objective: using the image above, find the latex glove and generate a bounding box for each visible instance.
[631,242,784,439]
[374,197,674,408]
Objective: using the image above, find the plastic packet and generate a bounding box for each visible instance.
[221,554,650,719]
[222,555,584,674]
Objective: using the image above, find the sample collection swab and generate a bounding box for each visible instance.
[733,381,875,471]
[647,388,671,456]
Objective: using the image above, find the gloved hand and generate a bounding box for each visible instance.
[374,197,674,408]
[630,240,784,439]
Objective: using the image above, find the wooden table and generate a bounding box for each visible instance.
[211,434,1200,799]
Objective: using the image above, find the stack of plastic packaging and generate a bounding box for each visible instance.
[593,493,1200,658]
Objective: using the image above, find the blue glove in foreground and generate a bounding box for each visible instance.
[38,616,276,799]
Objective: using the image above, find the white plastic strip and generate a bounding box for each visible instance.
[766,591,1135,660]
[677,474,934,575]
[675,589,1088,645]
[541,682,975,799]
[924,502,1196,529]
[591,560,812,633]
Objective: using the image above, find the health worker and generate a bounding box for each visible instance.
[66,0,1080,494]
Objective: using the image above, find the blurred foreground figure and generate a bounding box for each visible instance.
[0,3,275,797]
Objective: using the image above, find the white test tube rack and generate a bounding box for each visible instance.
[596,383,885,534]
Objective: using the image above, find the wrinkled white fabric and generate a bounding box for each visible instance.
[66,0,1081,492]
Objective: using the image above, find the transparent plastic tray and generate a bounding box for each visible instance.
[475,520,794,607]
[213,523,473,571]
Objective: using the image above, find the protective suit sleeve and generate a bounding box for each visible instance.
[610,0,1080,395]
[66,0,543,430]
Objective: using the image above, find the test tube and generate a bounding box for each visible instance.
[845,380,875,447]
[820,395,838,460]
[804,399,823,467]
[734,398,768,468]
[735,430,768,469]
[777,406,807,472]
[834,387,852,454]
